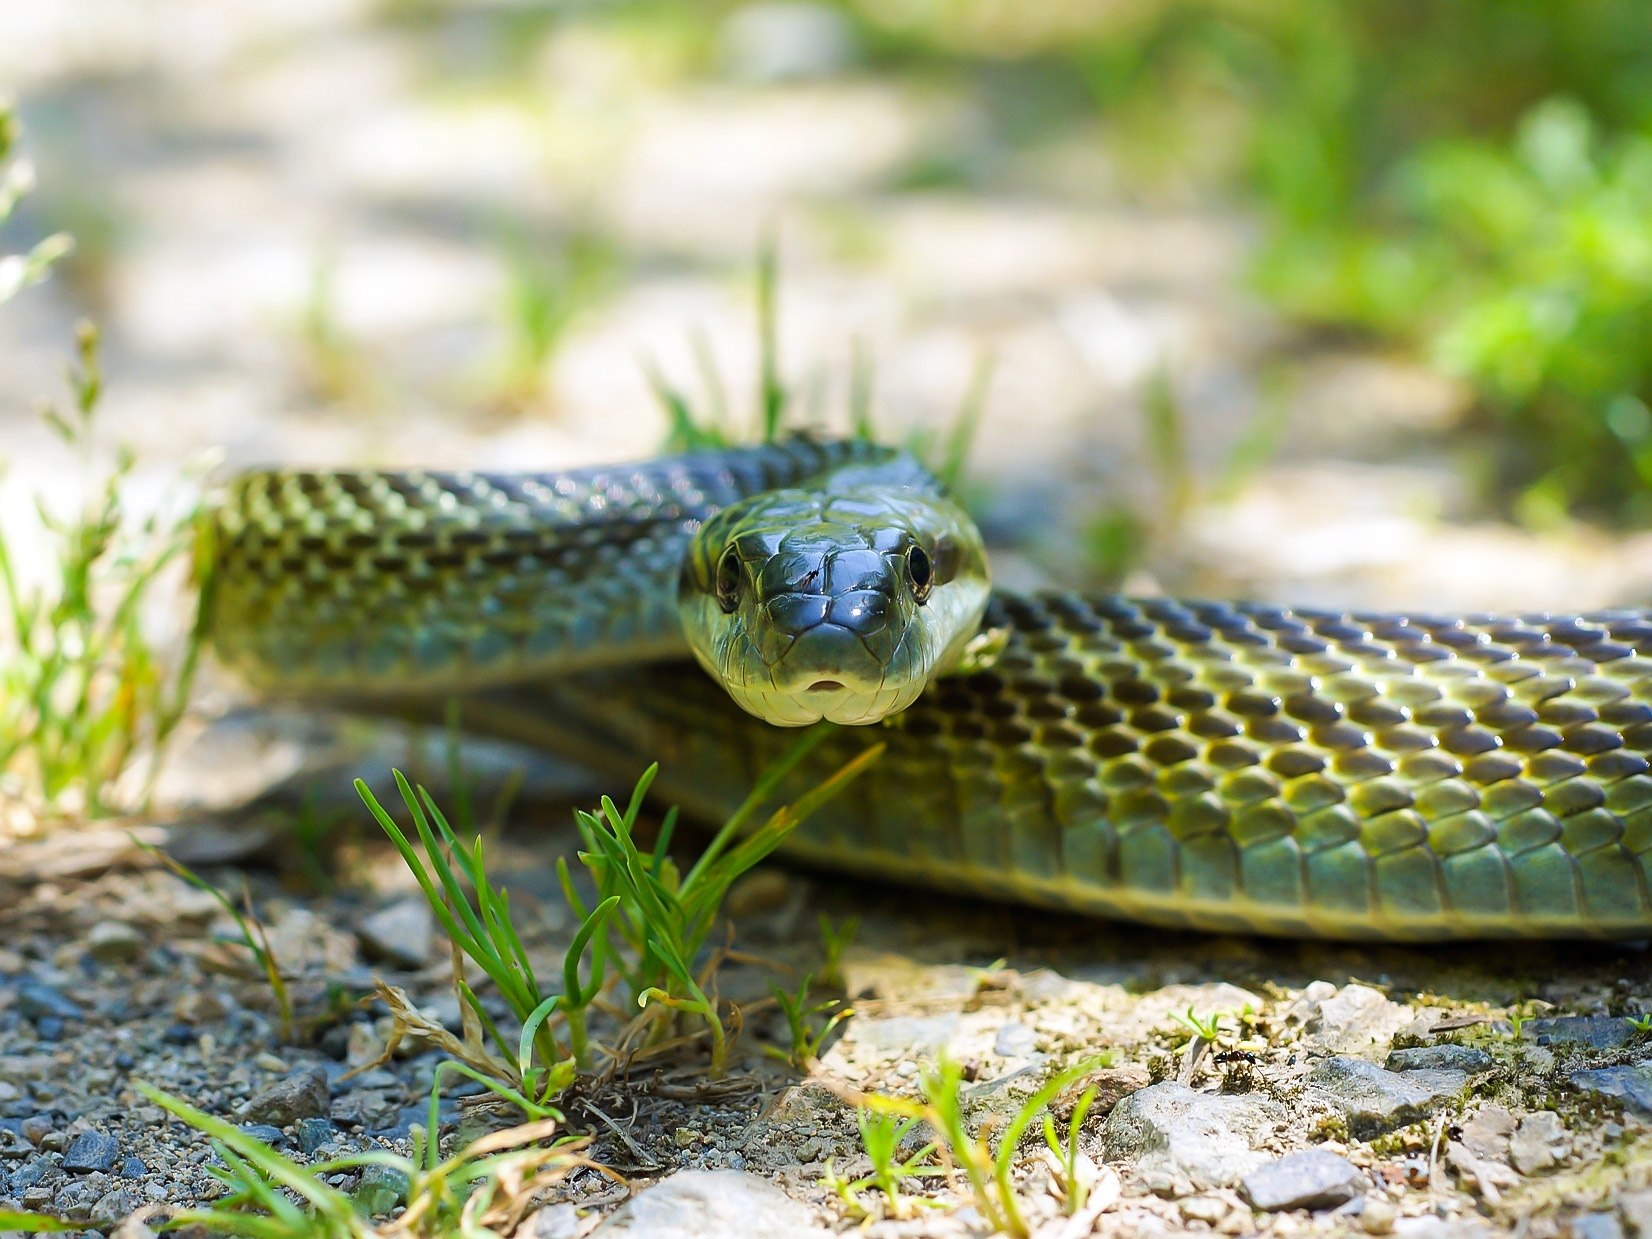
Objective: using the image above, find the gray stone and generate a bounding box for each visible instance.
[1101,1082,1285,1197]
[357,898,433,969]
[1305,984,1413,1056]
[846,1012,959,1057]
[1241,1148,1366,1212]
[590,1169,831,1237]
[237,1070,330,1126]
[1308,1057,1463,1139]
[17,982,83,1022]
[1572,1215,1626,1239]
[525,1203,584,1238]
[238,1123,288,1147]
[86,920,145,964]
[1385,1045,1493,1073]
[1571,1065,1652,1116]
[62,1129,121,1173]
[296,1117,336,1154]
[1509,1111,1570,1174]
[1525,1016,1638,1050]
[994,1022,1038,1058]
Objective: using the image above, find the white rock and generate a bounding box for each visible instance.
[590,1170,829,1238]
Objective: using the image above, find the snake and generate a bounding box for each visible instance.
[198,438,1652,941]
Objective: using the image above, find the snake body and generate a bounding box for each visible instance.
[201,440,1652,940]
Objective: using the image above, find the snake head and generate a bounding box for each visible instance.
[679,484,989,726]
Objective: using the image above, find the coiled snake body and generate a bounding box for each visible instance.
[201,439,1652,940]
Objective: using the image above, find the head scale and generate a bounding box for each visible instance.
[678,484,989,726]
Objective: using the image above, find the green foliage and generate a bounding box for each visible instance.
[823,1109,942,1220]
[0,1209,76,1232]
[137,1081,594,1236]
[495,225,619,407]
[766,972,853,1069]
[566,726,882,1074]
[843,1055,1111,1236]
[1042,1084,1100,1216]
[0,323,200,822]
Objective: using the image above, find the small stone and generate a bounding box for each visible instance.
[121,1156,147,1178]
[17,982,84,1023]
[252,1052,290,1072]
[1305,985,1413,1056]
[1360,1197,1398,1235]
[239,1124,288,1147]
[1459,1106,1517,1161]
[62,1129,121,1173]
[237,1070,330,1126]
[1572,1215,1627,1239]
[357,899,433,969]
[589,1169,831,1237]
[1180,1195,1228,1224]
[1059,1065,1150,1119]
[1524,1016,1638,1050]
[92,1186,136,1221]
[1241,1149,1366,1212]
[1102,1082,1285,1196]
[1384,1045,1493,1073]
[1307,1057,1463,1139]
[844,1012,959,1057]
[296,1117,337,1154]
[994,1022,1038,1058]
[673,1127,702,1149]
[1571,1065,1652,1116]
[352,1163,410,1217]
[0,1056,57,1084]
[86,921,145,964]
[1509,1111,1571,1175]
[525,1203,584,1238]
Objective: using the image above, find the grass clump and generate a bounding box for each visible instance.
[833,1055,1113,1235]
[0,101,201,825]
[138,1081,601,1237]
[357,723,881,1119]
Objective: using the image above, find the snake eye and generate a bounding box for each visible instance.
[907,544,934,605]
[714,545,742,613]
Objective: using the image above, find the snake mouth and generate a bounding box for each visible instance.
[807,679,845,693]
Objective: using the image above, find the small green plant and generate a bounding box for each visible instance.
[1170,1005,1229,1044]
[824,1108,943,1220]
[847,1055,1110,1237]
[355,770,618,1115]
[567,726,882,1075]
[766,972,853,1069]
[135,840,294,1044]
[1627,1013,1652,1035]
[1042,1084,1099,1216]
[817,913,859,991]
[494,226,618,407]
[138,1081,598,1236]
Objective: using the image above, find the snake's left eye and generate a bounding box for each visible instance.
[714,545,742,613]
[907,544,933,604]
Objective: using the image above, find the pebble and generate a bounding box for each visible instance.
[1360,1197,1398,1234]
[1385,1045,1492,1073]
[1307,1057,1463,1139]
[589,1169,833,1237]
[61,1129,121,1173]
[1571,1065,1652,1117]
[843,1012,959,1057]
[1102,1082,1285,1196]
[296,1117,337,1154]
[1241,1149,1366,1211]
[356,898,434,970]
[237,1069,330,1126]
[1302,984,1413,1056]
[86,921,145,964]
[121,1155,147,1178]
[1508,1111,1570,1174]
[1573,1215,1627,1239]
[994,1022,1038,1058]
[17,982,84,1023]
[1524,1016,1639,1050]
[239,1123,288,1147]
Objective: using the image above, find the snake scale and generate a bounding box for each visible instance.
[200,438,1652,941]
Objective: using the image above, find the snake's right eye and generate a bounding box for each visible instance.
[714,545,742,613]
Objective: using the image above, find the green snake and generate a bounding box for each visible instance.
[199,439,1652,941]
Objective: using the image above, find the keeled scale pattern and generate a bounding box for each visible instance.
[511,593,1652,939]
[200,440,888,693]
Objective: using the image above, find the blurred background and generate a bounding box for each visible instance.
[5,0,1652,613]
